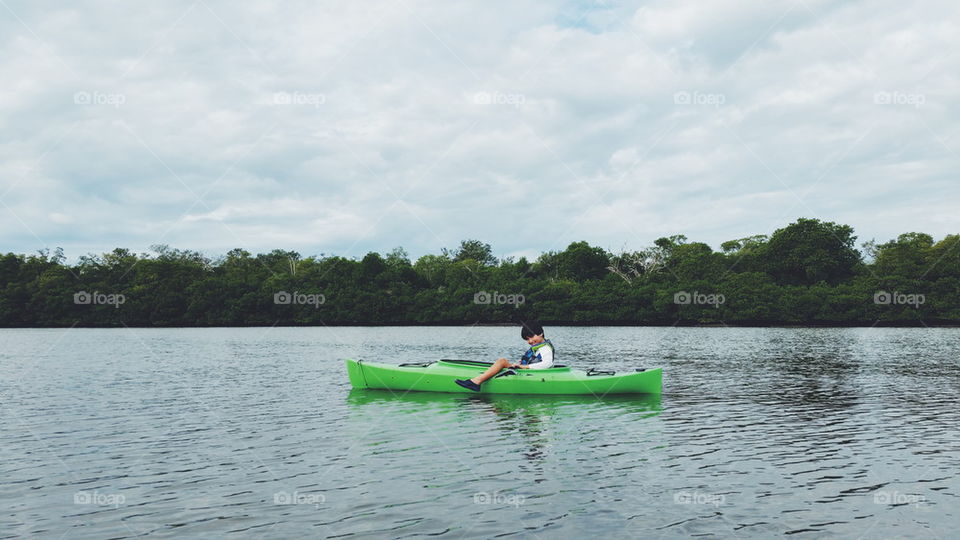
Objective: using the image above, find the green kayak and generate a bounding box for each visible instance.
[345,358,662,395]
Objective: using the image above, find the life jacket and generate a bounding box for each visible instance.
[519,339,555,366]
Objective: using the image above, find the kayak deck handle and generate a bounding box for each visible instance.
[440,359,494,367]
[398,361,436,368]
[586,368,616,376]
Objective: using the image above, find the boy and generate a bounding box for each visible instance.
[454,320,555,392]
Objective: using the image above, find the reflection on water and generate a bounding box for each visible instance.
[346,388,663,414]
[347,390,663,463]
[1,327,958,538]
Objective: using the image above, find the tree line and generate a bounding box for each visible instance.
[1,218,957,327]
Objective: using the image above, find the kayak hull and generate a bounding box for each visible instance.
[345,359,661,395]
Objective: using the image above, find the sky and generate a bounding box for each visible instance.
[0,0,957,263]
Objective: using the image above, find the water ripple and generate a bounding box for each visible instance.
[1,327,958,538]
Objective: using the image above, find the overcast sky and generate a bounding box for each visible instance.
[1,0,956,262]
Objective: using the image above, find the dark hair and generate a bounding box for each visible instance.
[520,320,544,339]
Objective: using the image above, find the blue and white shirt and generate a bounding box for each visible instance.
[520,340,555,370]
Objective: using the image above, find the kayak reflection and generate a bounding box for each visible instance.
[347,388,663,417]
[345,390,663,475]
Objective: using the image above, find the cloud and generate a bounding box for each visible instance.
[0,0,957,263]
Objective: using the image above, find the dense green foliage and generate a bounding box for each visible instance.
[1,219,957,326]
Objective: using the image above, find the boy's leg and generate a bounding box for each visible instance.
[470,358,511,385]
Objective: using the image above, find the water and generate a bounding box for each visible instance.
[1,326,958,538]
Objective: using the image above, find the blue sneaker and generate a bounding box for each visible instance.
[454,379,481,392]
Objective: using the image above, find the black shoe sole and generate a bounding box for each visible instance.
[454,379,480,392]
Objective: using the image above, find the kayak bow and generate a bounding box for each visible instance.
[345,358,661,395]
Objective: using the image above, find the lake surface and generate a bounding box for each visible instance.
[1,326,958,538]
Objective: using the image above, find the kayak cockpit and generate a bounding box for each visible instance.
[437,359,571,372]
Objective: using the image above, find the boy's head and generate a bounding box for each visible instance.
[520,320,544,345]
